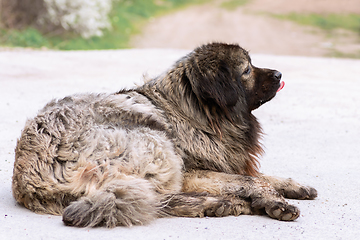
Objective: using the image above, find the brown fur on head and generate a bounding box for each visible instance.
[141,43,283,176]
[185,43,283,122]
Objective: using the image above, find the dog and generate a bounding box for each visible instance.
[12,43,317,228]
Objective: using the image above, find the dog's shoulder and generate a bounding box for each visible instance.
[106,90,170,132]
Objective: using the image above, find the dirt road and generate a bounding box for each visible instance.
[131,0,360,57]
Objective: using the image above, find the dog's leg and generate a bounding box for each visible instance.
[260,175,317,200]
[62,177,158,228]
[160,192,259,218]
[180,170,300,221]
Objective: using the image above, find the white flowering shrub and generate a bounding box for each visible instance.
[39,0,113,38]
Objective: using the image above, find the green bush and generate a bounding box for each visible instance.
[0,0,208,50]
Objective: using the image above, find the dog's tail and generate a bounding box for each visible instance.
[62,177,158,228]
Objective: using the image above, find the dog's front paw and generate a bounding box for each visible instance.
[265,202,300,221]
[303,186,317,200]
[284,185,318,200]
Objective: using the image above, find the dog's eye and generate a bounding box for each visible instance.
[244,67,251,75]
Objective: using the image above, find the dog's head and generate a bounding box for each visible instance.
[185,43,284,112]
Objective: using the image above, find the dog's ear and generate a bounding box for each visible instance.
[186,58,240,109]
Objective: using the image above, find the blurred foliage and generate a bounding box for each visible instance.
[273,13,360,32]
[0,28,50,48]
[220,0,251,11]
[0,0,208,50]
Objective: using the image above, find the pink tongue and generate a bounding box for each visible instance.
[277,81,285,92]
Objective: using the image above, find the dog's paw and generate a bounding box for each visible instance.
[265,202,300,221]
[63,183,157,228]
[304,186,317,200]
[204,200,232,217]
[63,198,101,227]
[63,192,120,228]
[283,185,318,200]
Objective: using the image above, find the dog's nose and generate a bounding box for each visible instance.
[274,71,282,80]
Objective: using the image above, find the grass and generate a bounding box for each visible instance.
[0,0,208,50]
[0,28,50,49]
[273,13,360,59]
[273,13,360,32]
[329,49,360,59]
[220,0,251,11]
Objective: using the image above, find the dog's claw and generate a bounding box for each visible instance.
[266,203,300,221]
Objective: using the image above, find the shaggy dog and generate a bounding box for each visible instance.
[12,43,317,228]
